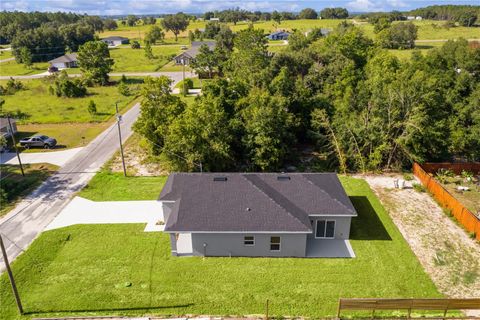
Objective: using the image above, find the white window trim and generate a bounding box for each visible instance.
[270,236,281,252]
[244,236,255,246]
[315,219,336,239]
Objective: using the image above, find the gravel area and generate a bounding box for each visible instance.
[357,174,480,303]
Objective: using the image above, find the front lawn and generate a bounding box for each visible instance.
[0,163,58,217]
[0,78,139,124]
[78,171,167,201]
[0,176,440,319]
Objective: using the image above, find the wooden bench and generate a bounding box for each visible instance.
[337,298,480,319]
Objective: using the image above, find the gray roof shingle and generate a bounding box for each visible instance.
[160,173,356,233]
[48,53,77,64]
[174,41,216,60]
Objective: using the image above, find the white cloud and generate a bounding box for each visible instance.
[346,0,379,12]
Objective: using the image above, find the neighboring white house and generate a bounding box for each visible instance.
[209,17,220,21]
[160,173,358,258]
[48,53,78,69]
[407,16,415,20]
[101,36,129,47]
[416,16,423,20]
[0,117,17,138]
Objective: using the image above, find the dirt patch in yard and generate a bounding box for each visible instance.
[357,174,480,299]
[109,133,167,176]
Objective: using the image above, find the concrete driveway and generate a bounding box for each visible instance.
[1,147,84,167]
[46,197,164,232]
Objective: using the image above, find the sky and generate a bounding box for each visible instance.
[0,0,478,15]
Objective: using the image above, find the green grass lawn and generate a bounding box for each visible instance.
[0,60,48,76]
[98,19,480,42]
[0,49,13,59]
[15,122,110,151]
[78,171,167,201]
[0,78,139,124]
[0,163,58,217]
[0,176,441,319]
[110,46,181,72]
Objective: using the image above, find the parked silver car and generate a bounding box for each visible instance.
[20,135,57,149]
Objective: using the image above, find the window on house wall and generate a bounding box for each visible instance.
[244,236,255,246]
[315,220,335,238]
[270,236,281,251]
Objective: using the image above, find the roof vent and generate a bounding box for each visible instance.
[277,176,291,181]
[213,176,228,182]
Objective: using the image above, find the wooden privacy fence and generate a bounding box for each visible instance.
[338,298,480,319]
[413,163,480,241]
[420,163,480,175]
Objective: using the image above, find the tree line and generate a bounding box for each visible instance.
[409,5,479,26]
[202,7,349,24]
[134,23,480,173]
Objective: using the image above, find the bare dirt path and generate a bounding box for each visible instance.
[357,175,480,299]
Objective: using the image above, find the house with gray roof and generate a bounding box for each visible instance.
[101,36,129,46]
[173,41,216,65]
[48,53,78,69]
[267,31,291,40]
[159,173,357,258]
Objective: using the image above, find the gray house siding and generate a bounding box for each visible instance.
[307,216,352,241]
[190,233,307,257]
[162,201,174,222]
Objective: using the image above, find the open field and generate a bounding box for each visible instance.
[0,163,58,217]
[0,176,441,319]
[0,60,48,76]
[110,46,181,72]
[0,78,140,124]
[99,19,480,41]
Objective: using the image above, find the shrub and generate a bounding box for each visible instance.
[461,170,474,183]
[120,74,128,83]
[403,172,413,181]
[412,183,426,193]
[87,100,97,115]
[0,77,24,95]
[0,134,7,148]
[436,168,454,183]
[53,71,87,98]
[180,78,194,95]
[131,40,141,49]
[118,82,130,96]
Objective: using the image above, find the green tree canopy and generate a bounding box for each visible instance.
[161,13,189,41]
[78,41,114,85]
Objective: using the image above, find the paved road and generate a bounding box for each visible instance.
[0,103,141,269]
[0,57,15,63]
[0,71,189,80]
[0,72,185,270]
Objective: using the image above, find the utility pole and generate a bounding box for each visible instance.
[199,161,203,173]
[0,234,24,315]
[7,116,24,177]
[115,103,127,177]
[182,58,186,96]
